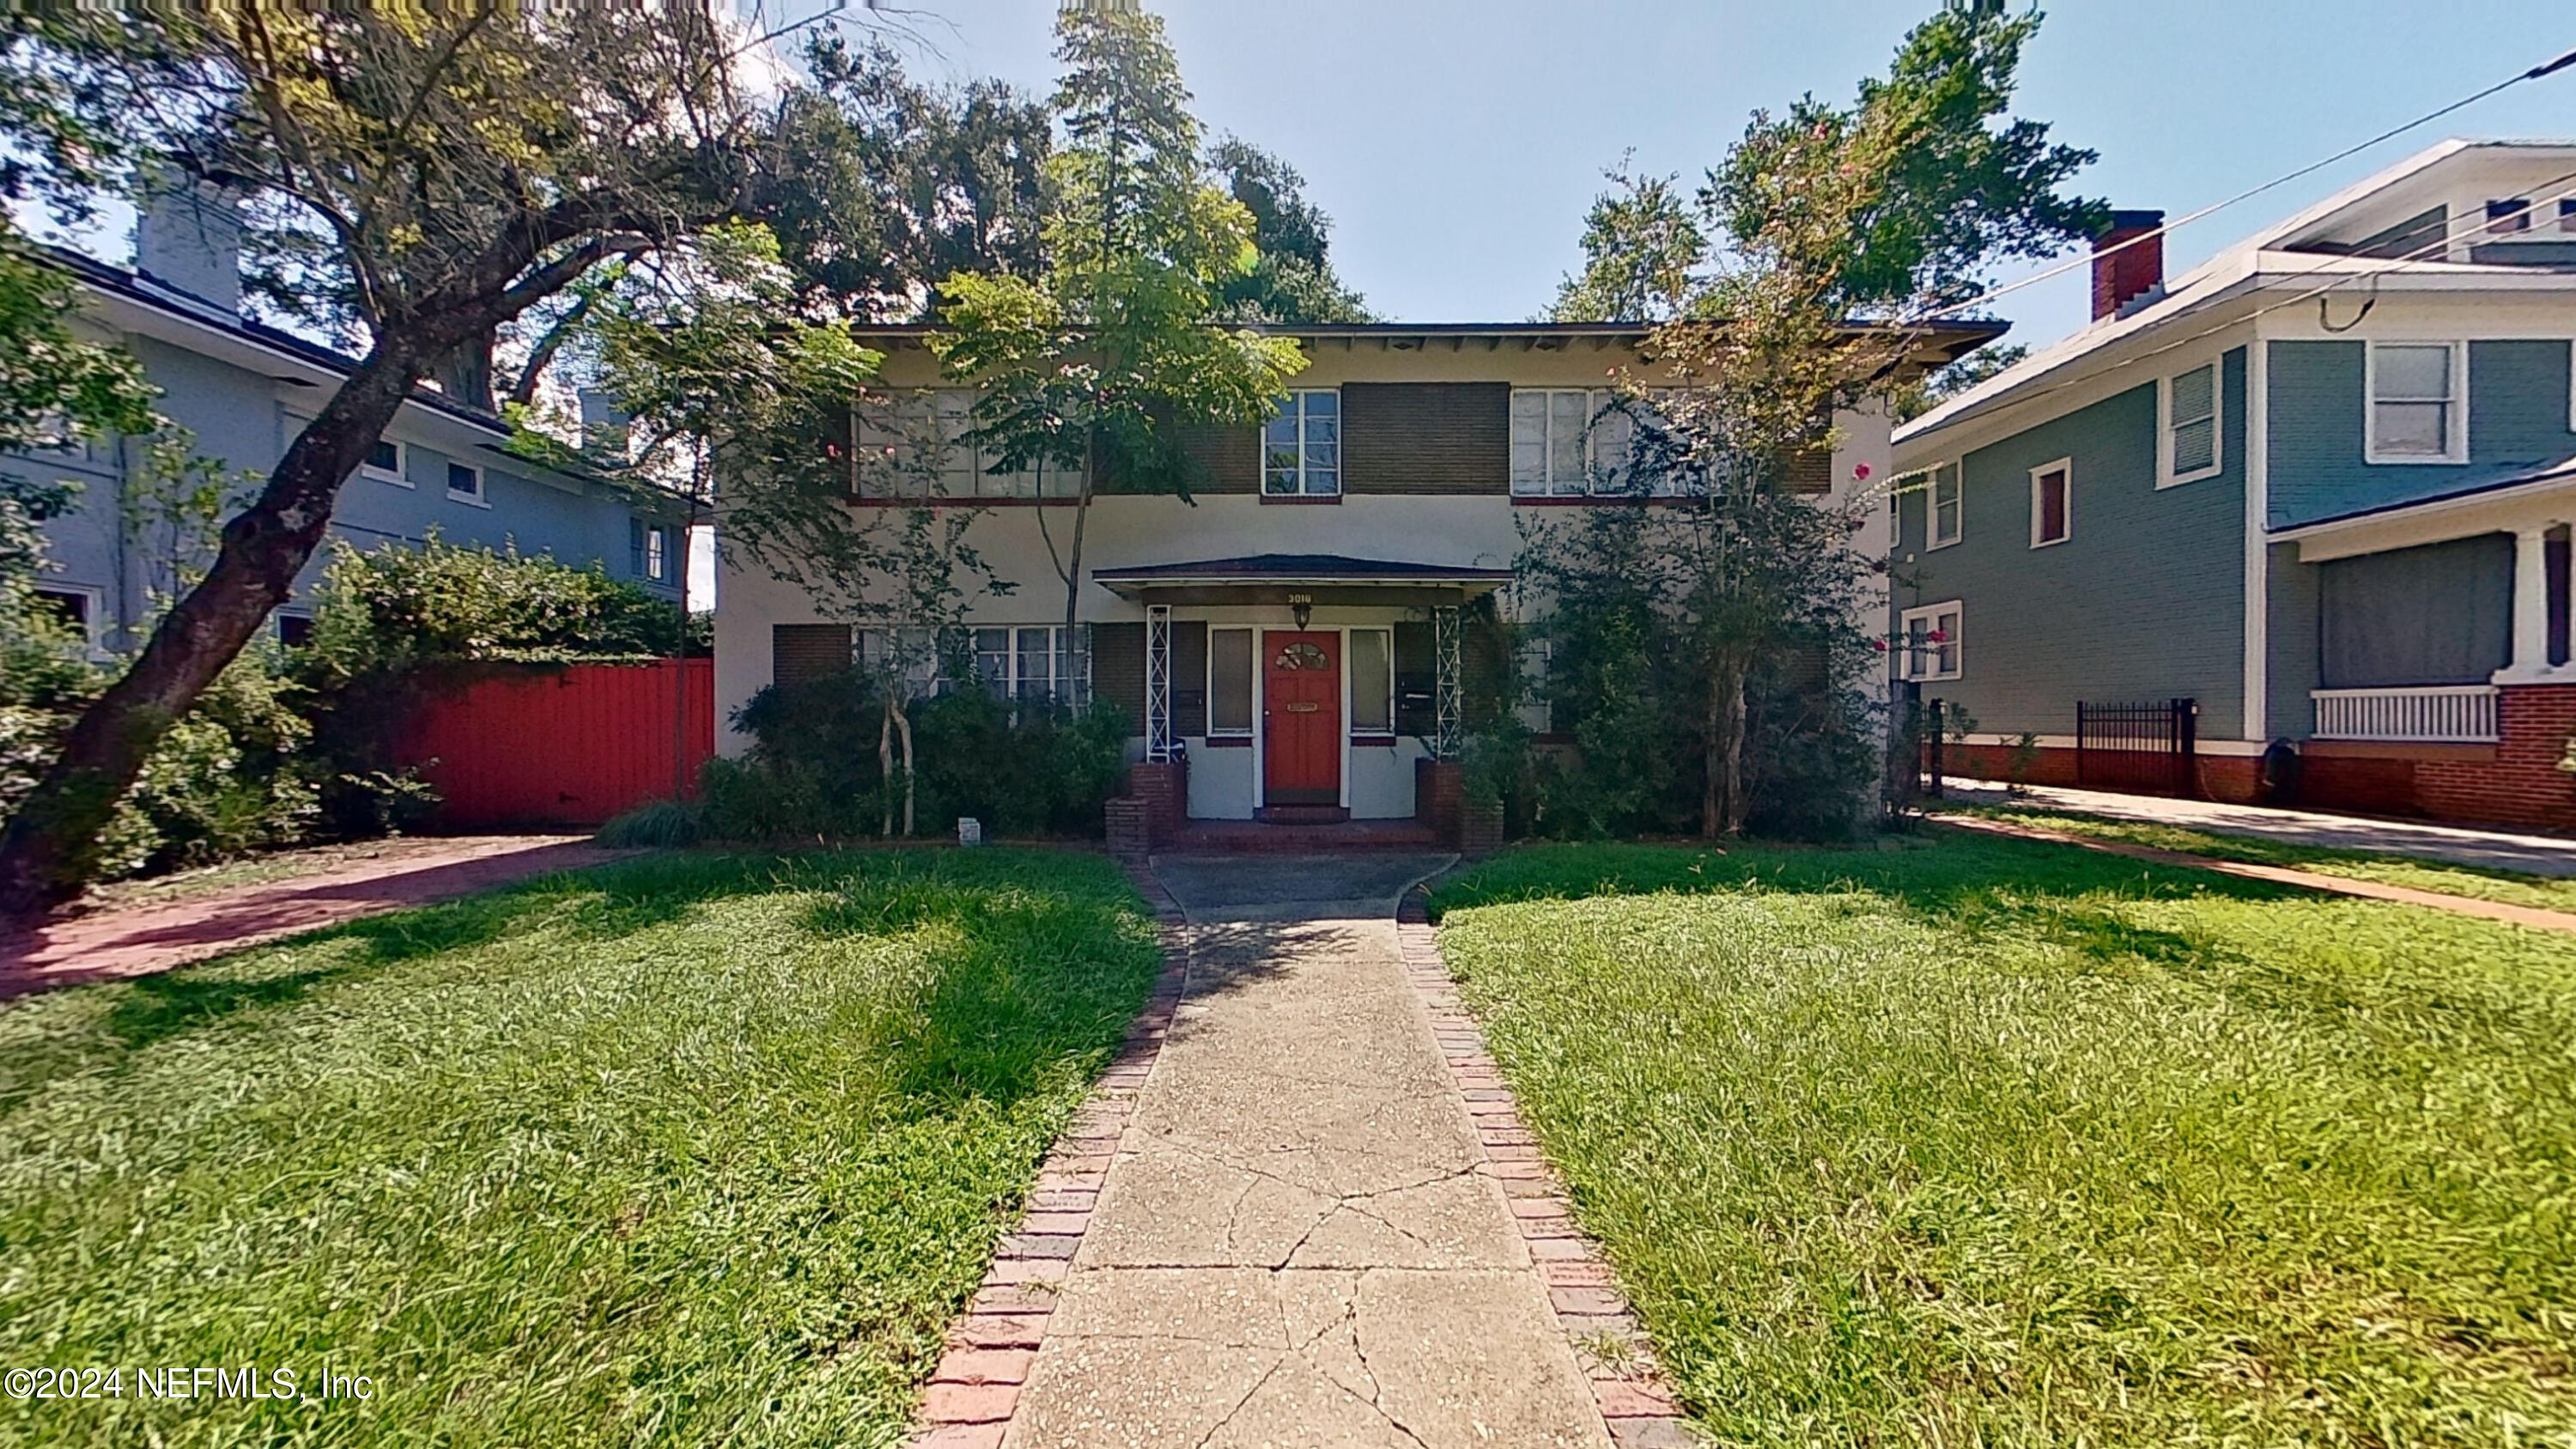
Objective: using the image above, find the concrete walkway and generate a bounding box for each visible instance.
[1003,855,1615,1449]
[0,836,620,999]
[1941,782,2576,878]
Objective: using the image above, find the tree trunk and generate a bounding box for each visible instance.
[894,699,916,838]
[0,343,428,925]
[1702,655,1748,840]
[878,702,896,840]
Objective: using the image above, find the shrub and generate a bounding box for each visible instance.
[597,799,708,849]
[714,671,1131,842]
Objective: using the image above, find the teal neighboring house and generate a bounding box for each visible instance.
[1893,140,2576,831]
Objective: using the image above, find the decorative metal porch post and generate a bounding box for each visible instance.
[1145,604,1175,763]
[1433,604,1464,762]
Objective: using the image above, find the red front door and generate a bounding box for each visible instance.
[1263,632,1341,807]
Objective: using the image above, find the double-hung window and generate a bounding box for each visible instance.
[1927,465,1963,548]
[974,625,1090,707]
[1263,390,1340,496]
[1510,389,1689,496]
[2160,359,2222,485]
[2029,459,2072,548]
[1899,602,1963,682]
[2367,342,2467,463]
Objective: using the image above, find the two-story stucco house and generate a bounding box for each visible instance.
[715,320,1994,832]
[11,192,688,657]
[1892,140,2576,831]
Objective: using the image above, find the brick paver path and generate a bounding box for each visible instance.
[0,836,620,999]
[939,855,1638,1449]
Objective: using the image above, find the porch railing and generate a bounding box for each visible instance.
[2311,685,2500,744]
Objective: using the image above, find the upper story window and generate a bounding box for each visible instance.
[2029,459,2072,548]
[2366,341,2467,464]
[1510,388,1710,497]
[2160,359,2222,486]
[1928,465,1962,549]
[446,461,484,502]
[1263,390,1340,496]
[852,390,1059,499]
[362,438,407,485]
[632,518,673,581]
[2487,198,2534,235]
[2561,200,2576,234]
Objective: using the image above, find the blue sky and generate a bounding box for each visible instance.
[857,0,2575,353]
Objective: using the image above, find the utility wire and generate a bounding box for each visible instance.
[1917,44,2576,327]
[1888,165,2576,489]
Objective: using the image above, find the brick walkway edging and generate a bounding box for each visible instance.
[1397,886,1698,1448]
[908,863,1192,1449]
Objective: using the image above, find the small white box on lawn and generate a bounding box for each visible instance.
[957,818,984,848]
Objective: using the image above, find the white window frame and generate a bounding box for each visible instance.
[1511,388,1691,497]
[361,437,410,487]
[1262,389,1342,497]
[2158,357,2224,488]
[1899,600,1963,683]
[1927,464,1963,550]
[2028,457,2073,549]
[31,582,109,658]
[853,390,1059,499]
[2364,340,2469,466]
[446,460,489,506]
[1346,626,1395,738]
[971,624,1091,708]
[1206,626,1255,738]
[644,526,669,581]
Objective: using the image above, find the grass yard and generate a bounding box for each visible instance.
[1431,837,2576,1447]
[0,848,1162,1449]
[1947,803,2576,915]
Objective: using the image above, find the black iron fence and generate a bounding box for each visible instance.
[2075,697,2198,798]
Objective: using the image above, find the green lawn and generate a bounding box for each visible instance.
[0,848,1162,1449]
[1944,803,2576,915]
[1431,837,2576,1447]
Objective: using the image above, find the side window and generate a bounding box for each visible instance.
[2029,460,2072,548]
[1929,465,1963,549]
[2366,342,2466,463]
[1348,629,1393,735]
[2160,360,2221,485]
[1899,602,1963,682]
[446,461,483,501]
[1207,628,1254,735]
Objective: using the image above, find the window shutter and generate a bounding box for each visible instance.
[1091,623,1146,728]
[629,518,647,576]
[1783,447,1833,495]
[772,624,854,689]
[1394,623,1437,736]
[1172,623,1209,737]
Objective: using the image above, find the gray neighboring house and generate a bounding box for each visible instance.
[9,192,686,657]
[1892,139,2576,833]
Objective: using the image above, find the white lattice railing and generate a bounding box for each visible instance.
[2312,685,2500,743]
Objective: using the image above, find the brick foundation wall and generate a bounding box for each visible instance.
[1416,758,1463,841]
[2417,685,2576,831]
[1126,762,1187,839]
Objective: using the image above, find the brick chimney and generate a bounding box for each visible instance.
[134,180,243,317]
[2091,209,2165,321]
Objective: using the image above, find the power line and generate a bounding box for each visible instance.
[1917,44,2576,328]
[1891,165,2576,486]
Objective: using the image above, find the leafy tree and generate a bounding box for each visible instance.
[0,3,804,921]
[1549,159,1707,324]
[1208,137,1371,324]
[930,4,1308,637]
[1523,0,2102,837]
[1892,340,2030,422]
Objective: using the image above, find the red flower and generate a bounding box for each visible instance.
[1851,463,1872,482]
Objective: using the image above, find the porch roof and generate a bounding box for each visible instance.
[1093,553,1514,601]
[2271,456,2576,552]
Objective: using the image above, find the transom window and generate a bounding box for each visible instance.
[1263,390,1340,496]
[852,390,1060,498]
[1928,465,1963,548]
[2367,342,2466,463]
[1899,602,1962,682]
[2029,460,2072,548]
[2160,360,2221,485]
[973,625,1091,706]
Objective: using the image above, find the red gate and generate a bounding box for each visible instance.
[398,660,713,830]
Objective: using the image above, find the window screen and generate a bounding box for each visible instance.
[1349,630,1393,734]
[1208,628,1253,734]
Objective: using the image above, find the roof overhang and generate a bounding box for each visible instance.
[2270,460,2576,561]
[1093,553,1514,605]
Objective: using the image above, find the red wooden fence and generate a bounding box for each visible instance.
[398,660,714,830]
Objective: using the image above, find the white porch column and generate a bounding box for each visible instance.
[2509,527,2553,677]
[1145,604,1174,762]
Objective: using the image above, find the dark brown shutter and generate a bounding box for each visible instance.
[1173,622,1209,736]
[772,624,853,689]
[1344,383,1510,495]
[1091,622,1146,732]
[1394,622,1436,737]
